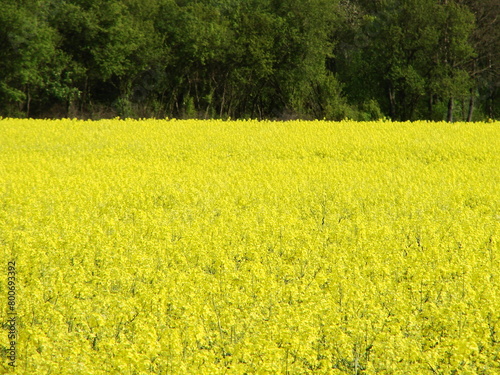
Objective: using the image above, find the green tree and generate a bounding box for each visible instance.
[333,0,475,121]
[0,0,57,116]
[460,0,500,120]
[153,0,345,119]
[48,0,162,117]
[2,0,494,120]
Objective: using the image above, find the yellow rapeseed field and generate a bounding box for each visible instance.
[1,118,499,374]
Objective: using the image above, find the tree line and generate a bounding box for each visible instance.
[0,0,498,121]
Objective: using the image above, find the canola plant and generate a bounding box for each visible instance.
[0,118,499,374]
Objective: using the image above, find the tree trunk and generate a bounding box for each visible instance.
[467,92,474,122]
[26,85,31,118]
[219,84,226,118]
[388,84,396,119]
[81,77,88,115]
[447,97,453,122]
[429,94,434,119]
[487,89,495,119]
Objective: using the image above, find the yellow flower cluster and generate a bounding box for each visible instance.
[0,118,499,374]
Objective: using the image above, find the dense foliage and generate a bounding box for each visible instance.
[0,0,498,120]
[1,118,500,374]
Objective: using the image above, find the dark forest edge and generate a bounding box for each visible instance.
[0,0,498,121]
